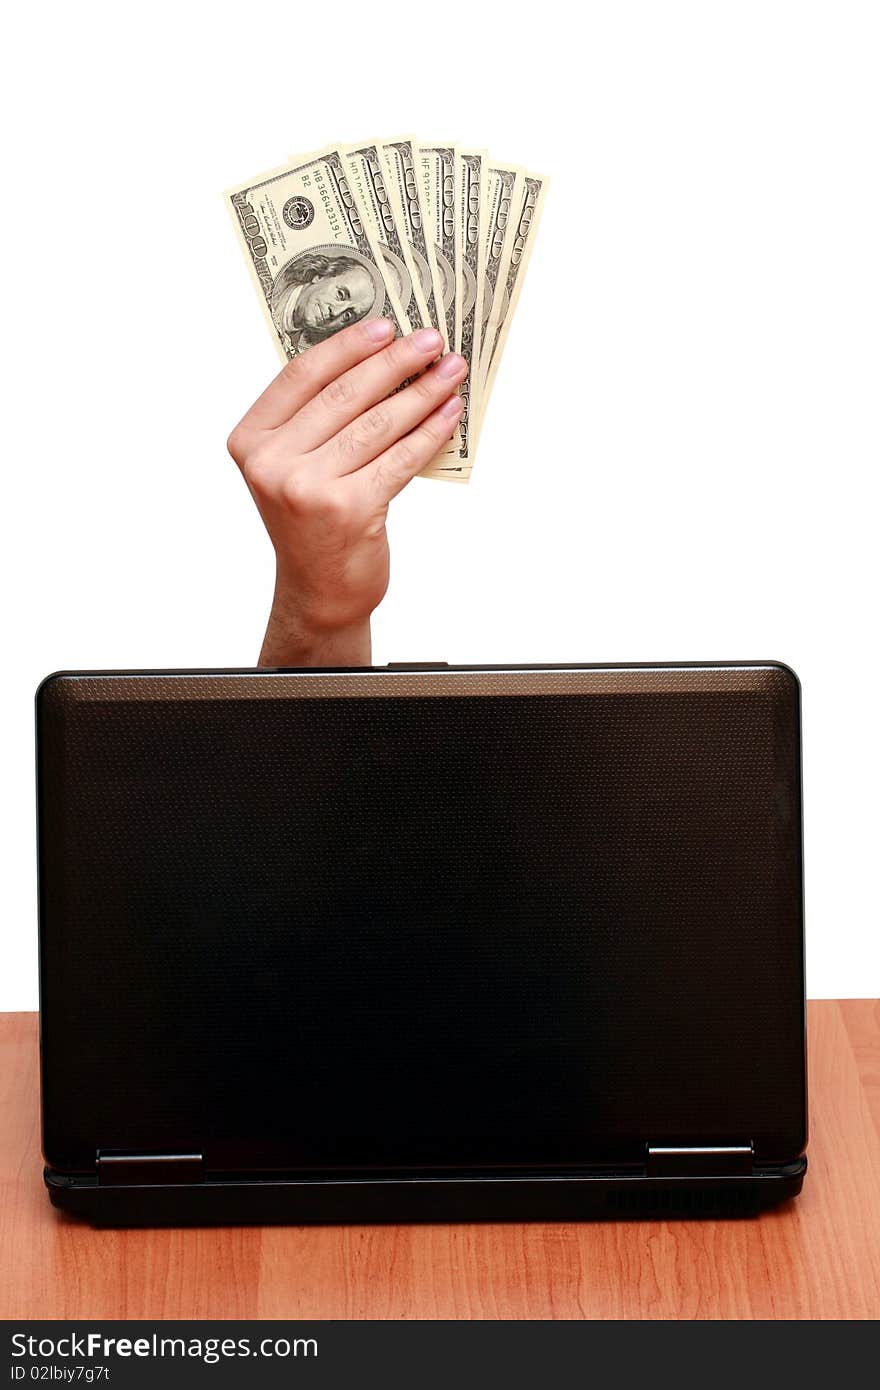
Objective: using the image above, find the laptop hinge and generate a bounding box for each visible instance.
[646,1143,754,1178]
[97,1151,204,1186]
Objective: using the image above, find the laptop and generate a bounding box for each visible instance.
[36,662,807,1225]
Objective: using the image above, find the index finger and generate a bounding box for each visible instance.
[232,317,397,435]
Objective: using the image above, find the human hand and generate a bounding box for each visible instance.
[227,320,467,667]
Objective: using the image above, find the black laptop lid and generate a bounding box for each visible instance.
[37,664,806,1176]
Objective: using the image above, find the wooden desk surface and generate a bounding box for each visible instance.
[1,1000,878,1320]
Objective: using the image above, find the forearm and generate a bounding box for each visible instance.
[258,580,372,669]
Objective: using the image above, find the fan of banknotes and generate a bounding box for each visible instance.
[226,140,547,484]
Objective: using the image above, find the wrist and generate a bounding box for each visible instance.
[258,583,372,669]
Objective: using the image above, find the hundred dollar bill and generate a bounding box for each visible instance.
[344,141,426,334]
[454,149,487,463]
[475,171,549,445]
[413,142,467,478]
[380,136,445,342]
[416,144,458,368]
[379,135,462,458]
[226,148,407,362]
[478,164,524,389]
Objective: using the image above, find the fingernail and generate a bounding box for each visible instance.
[411,327,443,353]
[435,352,467,379]
[441,394,465,418]
[365,317,395,341]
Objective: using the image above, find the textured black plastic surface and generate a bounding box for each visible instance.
[37,664,806,1201]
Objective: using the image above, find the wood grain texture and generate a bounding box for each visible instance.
[2,1002,879,1320]
[841,999,880,1142]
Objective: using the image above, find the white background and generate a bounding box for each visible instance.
[1,1,877,1007]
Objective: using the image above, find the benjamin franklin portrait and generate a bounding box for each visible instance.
[270,247,386,355]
